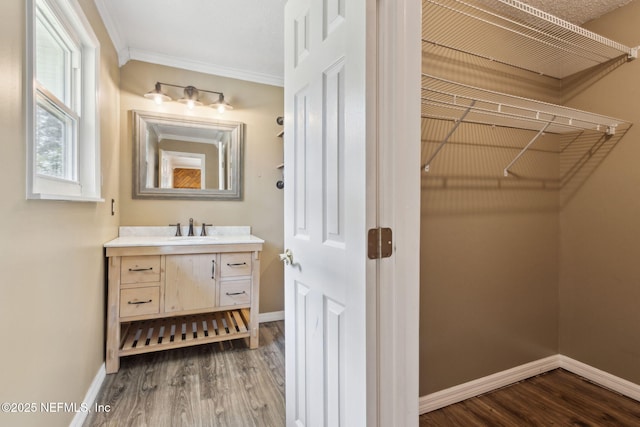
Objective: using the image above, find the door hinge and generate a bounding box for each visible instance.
[368,227,393,259]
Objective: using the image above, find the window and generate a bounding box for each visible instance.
[26,0,101,201]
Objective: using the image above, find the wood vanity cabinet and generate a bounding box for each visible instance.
[105,242,262,374]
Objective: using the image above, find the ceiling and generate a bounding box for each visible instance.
[500,0,633,24]
[94,0,286,86]
[94,0,634,88]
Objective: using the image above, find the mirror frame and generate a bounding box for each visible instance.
[132,110,244,200]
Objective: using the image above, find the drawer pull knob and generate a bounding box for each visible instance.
[128,299,152,305]
[227,262,247,267]
[129,267,153,272]
[225,291,247,296]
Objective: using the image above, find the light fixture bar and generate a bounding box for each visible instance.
[143,81,233,112]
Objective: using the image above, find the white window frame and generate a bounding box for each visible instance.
[26,0,102,202]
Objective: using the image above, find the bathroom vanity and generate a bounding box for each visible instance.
[104,226,263,373]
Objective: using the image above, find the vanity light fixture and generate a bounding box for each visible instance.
[143,81,234,112]
[177,86,202,109]
[144,82,171,105]
[210,94,234,114]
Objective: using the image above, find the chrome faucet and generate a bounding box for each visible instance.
[188,218,195,236]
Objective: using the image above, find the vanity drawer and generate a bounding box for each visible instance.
[219,280,251,306]
[220,253,252,277]
[120,287,160,318]
[121,256,161,284]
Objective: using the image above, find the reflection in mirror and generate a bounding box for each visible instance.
[132,110,243,200]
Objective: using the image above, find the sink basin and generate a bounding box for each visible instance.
[169,236,220,242]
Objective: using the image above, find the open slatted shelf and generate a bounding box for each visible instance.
[119,309,250,357]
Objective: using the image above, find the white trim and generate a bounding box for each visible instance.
[29,193,104,202]
[375,0,422,425]
[26,0,102,202]
[92,0,126,56]
[419,355,640,415]
[419,356,561,414]
[258,310,285,323]
[117,47,131,67]
[126,48,284,87]
[559,355,640,402]
[69,363,106,427]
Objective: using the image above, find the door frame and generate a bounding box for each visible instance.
[370,0,421,425]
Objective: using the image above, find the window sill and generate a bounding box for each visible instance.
[28,192,104,203]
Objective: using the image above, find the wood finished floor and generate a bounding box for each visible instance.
[84,321,285,427]
[420,369,640,426]
[85,325,640,427]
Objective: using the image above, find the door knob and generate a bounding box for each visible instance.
[279,249,293,265]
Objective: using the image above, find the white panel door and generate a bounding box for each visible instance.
[283,0,371,426]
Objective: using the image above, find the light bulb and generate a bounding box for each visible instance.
[144,83,171,104]
[187,99,195,109]
[217,104,226,114]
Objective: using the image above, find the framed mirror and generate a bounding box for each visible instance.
[132,110,243,200]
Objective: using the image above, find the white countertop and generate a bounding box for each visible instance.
[104,226,264,248]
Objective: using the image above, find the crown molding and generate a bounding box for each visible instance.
[93,0,126,55]
[124,49,284,87]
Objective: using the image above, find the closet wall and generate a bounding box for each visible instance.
[559,1,640,386]
[420,0,638,396]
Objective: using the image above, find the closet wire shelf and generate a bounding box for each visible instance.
[423,0,638,79]
[422,74,631,176]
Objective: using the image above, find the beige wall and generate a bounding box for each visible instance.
[0,0,120,426]
[558,2,640,385]
[119,61,284,314]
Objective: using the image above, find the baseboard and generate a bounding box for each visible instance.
[419,354,640,415]
[259,310,285,323]
[69,363,106,427]
[419,355,561,414]
[559,355,640,402]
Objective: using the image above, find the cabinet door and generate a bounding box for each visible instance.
[165,254,217,313]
